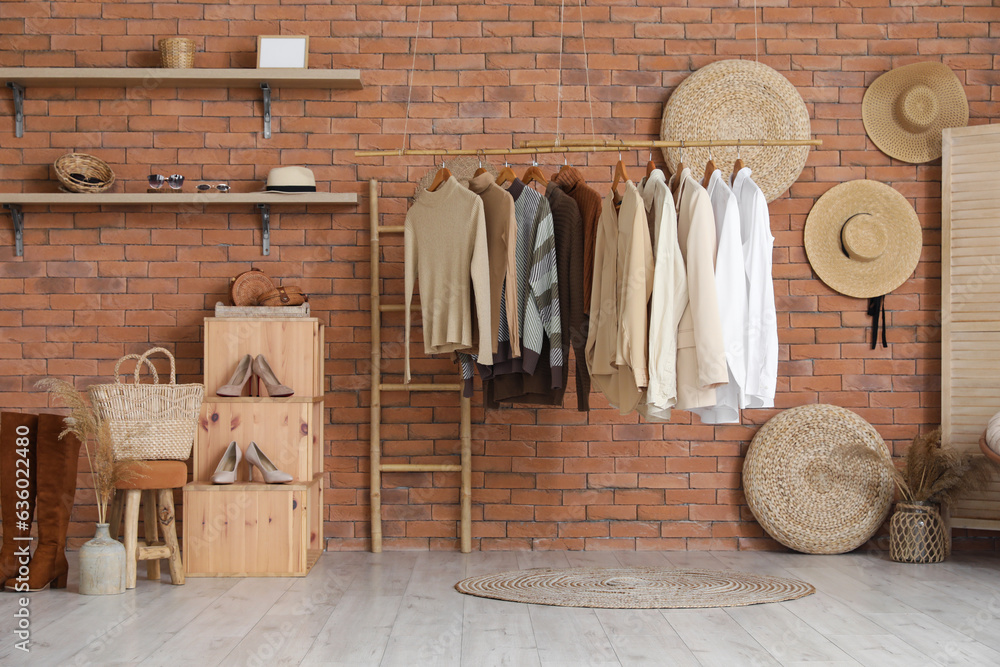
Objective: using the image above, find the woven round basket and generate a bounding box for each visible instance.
[743,404,893,554]
[54,153,115,193]
[660,59,811,203]
[159,38,195,69]
[229,268,276,306]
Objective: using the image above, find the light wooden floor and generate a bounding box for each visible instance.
[0,549,998,665]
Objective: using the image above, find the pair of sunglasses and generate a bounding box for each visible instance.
[149,174,184,190]
[197,183,231,193]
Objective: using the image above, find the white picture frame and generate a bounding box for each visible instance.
[256,36,310,69]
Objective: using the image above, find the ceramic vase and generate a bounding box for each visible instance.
[78,523,126,595]
[888,501,949,564]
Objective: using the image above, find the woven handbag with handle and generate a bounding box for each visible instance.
[88,347,205,460]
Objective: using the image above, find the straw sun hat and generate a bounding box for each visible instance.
[862,62,968,164]
[804,180,922,299]
[660,59,812,203]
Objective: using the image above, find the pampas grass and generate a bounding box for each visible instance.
[848,428,1000,505]
[35,378,145,525]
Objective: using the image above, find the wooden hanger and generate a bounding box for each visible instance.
[473,150,488,177]
[552,156,571,181]
[612,151,629,205]
[671,141,686,197]
[427,162,451,192]
[496,159,516,187]
[645,151,656,179]
[701,147,717,188]
[731,140,745,184]
[522,160,548,187]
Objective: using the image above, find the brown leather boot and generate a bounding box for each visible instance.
[16,414,81,592]
[0,413,38,588]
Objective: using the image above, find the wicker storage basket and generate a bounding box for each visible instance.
[88,347,204,461]
[159,38,195,68]
[889,501,949,563]
[54,153,115,193]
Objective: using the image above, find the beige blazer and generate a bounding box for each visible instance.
[674,169,728,410]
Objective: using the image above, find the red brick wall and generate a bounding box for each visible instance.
[2,1,998,551]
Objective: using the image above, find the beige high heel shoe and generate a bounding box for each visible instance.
[217,355,253,397]
[245,442,293,484]
[211,441,242,484]
[252,355,294,397]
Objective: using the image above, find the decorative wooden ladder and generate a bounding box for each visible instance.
[367,178,472,553]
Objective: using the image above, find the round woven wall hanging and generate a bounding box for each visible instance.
[660,59,811,203]
[743,404,893,554]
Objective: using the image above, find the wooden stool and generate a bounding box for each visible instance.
[108,460,186,589]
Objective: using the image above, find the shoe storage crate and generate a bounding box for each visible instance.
[183,317,325,577]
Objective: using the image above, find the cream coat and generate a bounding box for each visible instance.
[674,168,729,410]
[639,170,687,422]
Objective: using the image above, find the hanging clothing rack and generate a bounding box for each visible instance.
[355,138,821,158]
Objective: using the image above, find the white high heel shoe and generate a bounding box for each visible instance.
[211,441,242,484]
[245,442,293,484]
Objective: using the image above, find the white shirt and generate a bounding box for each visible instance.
[638,169,687,421]
[732,167,777,408]
[693,170,747,424]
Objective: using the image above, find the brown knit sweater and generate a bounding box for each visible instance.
[553,166,602,314]
[488,183,590,410]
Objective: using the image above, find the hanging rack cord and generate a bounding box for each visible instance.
[578,0,596,143]
[555,0,565,145]
[400,0,425,153]
[355,138,821,158]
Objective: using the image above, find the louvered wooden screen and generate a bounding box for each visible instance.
[942,124,1000,531]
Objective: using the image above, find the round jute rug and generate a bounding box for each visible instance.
[455,567,814,609]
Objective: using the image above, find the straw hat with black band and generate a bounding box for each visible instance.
[862,62,968,164]
[265,166,316,192]
[804,180,922,348]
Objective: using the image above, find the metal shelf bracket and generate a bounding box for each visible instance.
[7,82,24,138]
[260,82,271,139]
[257,203,271,255]
[4,204,24,256]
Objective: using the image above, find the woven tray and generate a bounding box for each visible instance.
[743,404,893,554]
[214,302,310,318]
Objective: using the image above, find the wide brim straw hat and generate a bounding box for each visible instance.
[862,62,968,164]
[264,166,316,193]
[804,180,922,299]
[660,59,811,203]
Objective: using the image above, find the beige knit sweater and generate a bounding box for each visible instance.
[404,176,493,382]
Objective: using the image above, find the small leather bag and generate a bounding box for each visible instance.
[229,268,275,306]
[259,285,307,307]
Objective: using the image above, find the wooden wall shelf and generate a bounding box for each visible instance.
[1,192,358,257]
[1,66,363,138]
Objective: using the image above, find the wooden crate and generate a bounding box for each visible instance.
[194,398,323,483]
[203,317,323,398]
[183,477,323,577]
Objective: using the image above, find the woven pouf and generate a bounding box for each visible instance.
[743,404,893,554]
[889,502,949,564]
[660,59,811,203]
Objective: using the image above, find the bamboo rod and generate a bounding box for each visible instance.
[368,177,382,554]
[379,383,463,392]
[380,463,463,473]
[355,138,821,158]
[521,138,823,148]
[378,225,405,234]
[460,395,472,554]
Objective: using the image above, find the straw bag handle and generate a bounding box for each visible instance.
[135,347,177,385]
[113,354,160,385]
